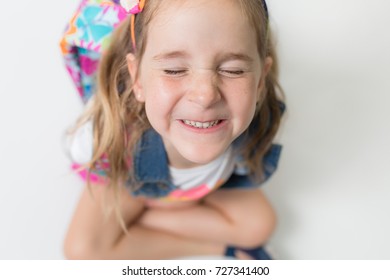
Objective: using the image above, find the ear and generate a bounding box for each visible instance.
[126,53,145,102]
[256,56,273,102]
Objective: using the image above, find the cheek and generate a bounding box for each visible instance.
[225,78,258,106]
[238,101,257,136]
[142,77,183,122]
[225,79,258,127]
[239,98,257,124]
[142,73,184,100]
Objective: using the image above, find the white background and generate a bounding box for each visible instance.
[0,0,389,259]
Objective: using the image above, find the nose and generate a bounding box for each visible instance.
[186,71,221,108]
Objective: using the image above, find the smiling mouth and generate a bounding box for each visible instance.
[181,120,222,129]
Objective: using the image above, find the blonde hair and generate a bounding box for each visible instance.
[76,0,284,217]
[236,0,285,182]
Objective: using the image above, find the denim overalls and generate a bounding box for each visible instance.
[130,127,282,198]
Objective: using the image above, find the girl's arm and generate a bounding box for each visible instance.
[138,188,277,248]
[63,184,224,259]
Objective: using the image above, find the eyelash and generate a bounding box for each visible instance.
[163,69,186,76]
[163,69,245,77]
[219,69,245,76]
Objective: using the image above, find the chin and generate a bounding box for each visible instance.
[179,146,226,166]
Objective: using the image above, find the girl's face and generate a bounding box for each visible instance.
[128,0,272,168]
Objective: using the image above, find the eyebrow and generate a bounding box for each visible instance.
[152,51,190,61]
[218,53,254,63]
[152,51,254,63]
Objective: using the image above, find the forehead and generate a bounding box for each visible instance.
[144,0,258,59]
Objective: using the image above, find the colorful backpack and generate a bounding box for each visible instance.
[60,0,127,103]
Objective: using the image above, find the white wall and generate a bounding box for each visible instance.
[0,0,389,259]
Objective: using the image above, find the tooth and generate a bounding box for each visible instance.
[183,120,221,128]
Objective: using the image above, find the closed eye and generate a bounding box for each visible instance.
[163,69,187,76]
[218,69,245,77]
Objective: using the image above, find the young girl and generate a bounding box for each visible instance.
[61,0,284,260]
